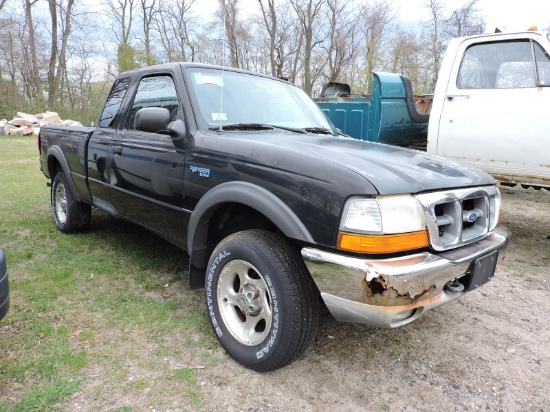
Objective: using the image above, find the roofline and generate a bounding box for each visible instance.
[454,30,547,43]
[116,62,291,84]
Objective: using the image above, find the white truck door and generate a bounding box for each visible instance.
[432,34,550,188]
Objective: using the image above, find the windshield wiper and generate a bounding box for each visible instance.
[269,124,307,134]
[210,123,274,131]
[210,123,336,135]
[210,123,310,134]
[302,127,335,135]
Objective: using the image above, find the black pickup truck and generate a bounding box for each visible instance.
[39,62,510,371]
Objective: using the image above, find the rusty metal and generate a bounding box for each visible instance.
[414,96,432,114]
[491,172,550,191]
[364,274,437,306]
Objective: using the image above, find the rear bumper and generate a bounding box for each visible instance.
[0,249,9,321]
[302,226,510,328]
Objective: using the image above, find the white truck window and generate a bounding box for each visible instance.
[458,40,550,90]
[534,42,550,86]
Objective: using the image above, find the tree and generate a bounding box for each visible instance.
[386,25,426,92]
[24,0,43,104]
[358,0,396,93]
[289,0,326,95]
[258,0,278,76]
[106,0,139,72]
[219,0,241,67]
[445,0,484,38]
[324,0,358,83]
[257,0,302,79]
[48,0,76,106]
[423,0,446,92]
[155,0,197,62]
[0,17,21,117]
[138,0,157,66]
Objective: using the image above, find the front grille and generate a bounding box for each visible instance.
[415,186,501,251]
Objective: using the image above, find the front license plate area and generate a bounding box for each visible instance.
[463,251,498,292]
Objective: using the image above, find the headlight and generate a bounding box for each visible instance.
[489,188,501,231]
[338,195,428,254]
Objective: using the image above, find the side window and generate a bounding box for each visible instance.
[457,40,535,89]
[127,75,179,130]
[457,51,484,89]
[534,42,550,86]
[99,78,130,128]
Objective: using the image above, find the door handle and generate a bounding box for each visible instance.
[113,146,122,156]
[447,95,470,101]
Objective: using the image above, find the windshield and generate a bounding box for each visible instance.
[187,67,334,131]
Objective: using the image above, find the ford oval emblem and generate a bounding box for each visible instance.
[467,212,477,222]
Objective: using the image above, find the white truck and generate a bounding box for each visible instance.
[427,30,550,190]
[319,30,550,190]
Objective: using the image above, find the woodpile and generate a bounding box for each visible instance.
[0,112,83,136]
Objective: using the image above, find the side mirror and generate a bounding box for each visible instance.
[167,119,186,139]
[135,107,171,133]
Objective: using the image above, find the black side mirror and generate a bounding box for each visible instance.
[167,119,186,139]
[135,107,171,133]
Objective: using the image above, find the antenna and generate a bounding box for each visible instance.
[219,0,227,131]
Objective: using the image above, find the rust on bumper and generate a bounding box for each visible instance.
[302,226,510,328]
[365,274,437,307]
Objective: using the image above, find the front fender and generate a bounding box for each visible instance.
[187,181,315,281]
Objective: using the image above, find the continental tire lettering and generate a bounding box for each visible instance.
[256,273,279,359]
[206,251,231,338]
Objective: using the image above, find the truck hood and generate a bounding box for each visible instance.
[297,136,495,194]
[198,131,495,195]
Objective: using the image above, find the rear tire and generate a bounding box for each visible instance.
[205,229,319,372]
[51,171,91,233]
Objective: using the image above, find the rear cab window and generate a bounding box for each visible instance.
[99,78,131,128]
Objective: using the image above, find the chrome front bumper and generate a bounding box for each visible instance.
[302,226,510,328]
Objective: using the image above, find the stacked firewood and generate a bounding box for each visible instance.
[0,112,82,136]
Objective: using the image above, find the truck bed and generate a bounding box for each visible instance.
[39,125,95,203]
[315,72,431,147]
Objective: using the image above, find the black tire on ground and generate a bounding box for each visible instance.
[205,229,320,372]
[51,171,91,233]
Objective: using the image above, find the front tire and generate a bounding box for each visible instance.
[51,171,91,233]
[205,230,319,372]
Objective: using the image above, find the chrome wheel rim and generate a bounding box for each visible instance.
[217,259,273,346]
[54,183,67,224]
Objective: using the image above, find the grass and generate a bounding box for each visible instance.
[0,136,211,410]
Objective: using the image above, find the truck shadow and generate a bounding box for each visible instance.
[86,209,189,281]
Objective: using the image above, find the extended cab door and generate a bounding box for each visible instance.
[88,77,131,211]
[432,35,550,186]
[109,72,187,240]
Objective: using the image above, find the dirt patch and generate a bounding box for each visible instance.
[58,185,550,412]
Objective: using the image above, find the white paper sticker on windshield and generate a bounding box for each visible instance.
[212,113,228,121]
[194,72,224,86]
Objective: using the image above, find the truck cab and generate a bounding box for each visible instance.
[427,30,550,189]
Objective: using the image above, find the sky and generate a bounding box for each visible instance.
[394,0,550,32]
[206,0,550,34]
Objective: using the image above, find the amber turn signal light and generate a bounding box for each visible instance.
[338,231,429,254]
